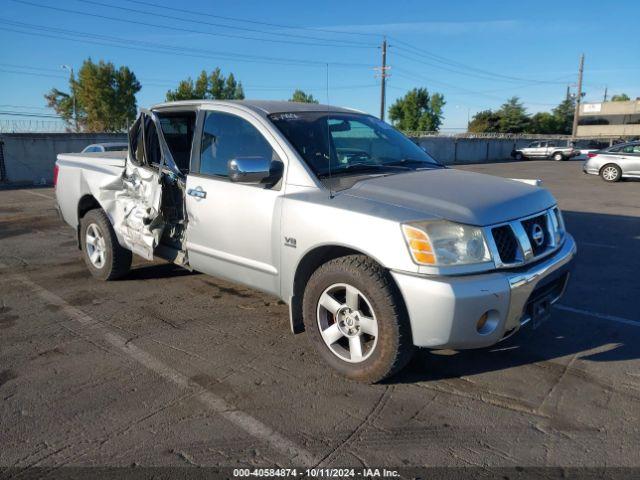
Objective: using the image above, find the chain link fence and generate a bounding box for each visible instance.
[0,119,69,133]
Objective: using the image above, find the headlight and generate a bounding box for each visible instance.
[402,221,492,266]
[551,207,566,244]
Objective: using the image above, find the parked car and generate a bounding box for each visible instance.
[512,141,579,161]
[571,140,610,161]
[582,141,640,182]
[54,100,576,383]
[81,142,128,153]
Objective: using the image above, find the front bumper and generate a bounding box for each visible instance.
[391,234,577,349]
[582,161,600,175]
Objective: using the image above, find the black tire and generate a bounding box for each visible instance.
[80,208,132,280]
[302,255,415,383]
[514,152,524,161]
[600,163,622,183]
[552,152,565,161]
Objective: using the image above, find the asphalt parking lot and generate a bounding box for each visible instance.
[1,159,639,471]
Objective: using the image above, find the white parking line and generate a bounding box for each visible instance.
[23,190,55,200]
[0,263,316,466]
[556,305,639,327]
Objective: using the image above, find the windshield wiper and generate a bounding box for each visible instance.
[317,163,409,178]
[385,158,444,169]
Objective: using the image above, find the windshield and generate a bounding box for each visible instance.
[268,112,440,178]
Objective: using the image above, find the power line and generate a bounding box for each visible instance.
[0,104,51,110]
[0,19,375,68]
[122,0,380,39]
[72,0,377,48]
[0,111,62,118]
[393,49,569,87]
[0,62,379,93]
[0,68,66,79]
[391,68,559,106]
[11,0,375,49]
[390,37,568,85]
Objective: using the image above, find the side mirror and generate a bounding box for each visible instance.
[228,156,282,185]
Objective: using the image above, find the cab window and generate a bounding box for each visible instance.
[199,111,278,178]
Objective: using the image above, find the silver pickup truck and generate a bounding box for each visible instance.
[55,100,576,383]
[512,141,579,161]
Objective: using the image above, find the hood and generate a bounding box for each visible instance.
[344,168,556,226]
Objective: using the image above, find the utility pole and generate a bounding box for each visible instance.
[603,86,608,102]
[571,54,584,139]
[376,37,390,121]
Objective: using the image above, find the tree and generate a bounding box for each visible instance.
[45,58,141,132]
[166,68,244,101]
[388,88,446,132]
[496,97,529,133]
[611,93,630,102]
[468,110,501,133]
[526,112,559,134]
[551,97,575,135]
[289,89,318,103]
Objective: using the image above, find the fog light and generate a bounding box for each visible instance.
[476,310,499,335]
[476,313,488,332]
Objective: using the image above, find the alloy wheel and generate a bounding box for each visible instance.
[602,166,619,181]
[316,283,378,363]
[85,223,107,269]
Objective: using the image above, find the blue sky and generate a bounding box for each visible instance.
[1,0,638,130]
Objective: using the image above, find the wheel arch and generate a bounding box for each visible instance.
[76,194,102,249]
[288,244,403,334]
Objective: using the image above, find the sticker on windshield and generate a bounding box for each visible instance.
[271,113,299,121]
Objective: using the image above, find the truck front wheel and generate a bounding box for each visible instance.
[80,208,132,281]
[302,255,414,383]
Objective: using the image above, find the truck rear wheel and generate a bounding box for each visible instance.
[552,152,565,161]
[80,208,132,281]
[302,255,414,383]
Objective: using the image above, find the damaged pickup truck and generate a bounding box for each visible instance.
[55,100,576,383]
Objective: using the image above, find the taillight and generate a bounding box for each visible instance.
[587,152,598,158]
[53,163,59,186]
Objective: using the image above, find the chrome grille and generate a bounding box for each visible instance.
[486,207,564,268]
[491,225,518,263]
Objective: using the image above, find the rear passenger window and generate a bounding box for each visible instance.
[143,116,162,167]
[199,111,278,178]
[129,117,144,166]
[158,111,196,173]
[620,145,640,154]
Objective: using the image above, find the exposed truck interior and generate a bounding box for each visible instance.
[122,109,196,265]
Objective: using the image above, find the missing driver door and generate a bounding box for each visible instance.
[114,110,179,260]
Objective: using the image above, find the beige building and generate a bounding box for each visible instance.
[576,100,640,138]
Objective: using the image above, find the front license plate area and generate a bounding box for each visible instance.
[531,296,552,329]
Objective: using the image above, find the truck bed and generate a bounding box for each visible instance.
[55,151,128,230]
[57,150,127,168]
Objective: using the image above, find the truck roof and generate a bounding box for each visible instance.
[150,100,362,117]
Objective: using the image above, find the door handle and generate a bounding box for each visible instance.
[187,187,207,199]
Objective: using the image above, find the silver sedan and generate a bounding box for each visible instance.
[583,141,640,182]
